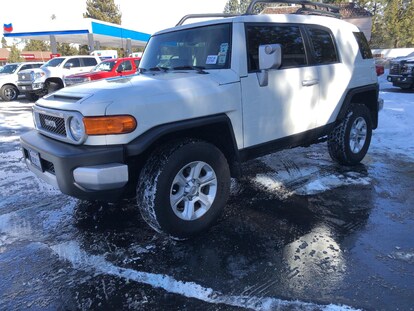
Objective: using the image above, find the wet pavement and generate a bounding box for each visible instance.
[0,85,413,310]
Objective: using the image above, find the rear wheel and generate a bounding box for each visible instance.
[0,85,19,101]
[328,104,372,166]
[136,139,230,239]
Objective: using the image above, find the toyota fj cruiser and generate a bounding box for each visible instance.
[20,0,382,238]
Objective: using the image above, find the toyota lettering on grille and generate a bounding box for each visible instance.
[45,119,57,128]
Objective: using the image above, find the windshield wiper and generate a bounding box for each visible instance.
[172,66,208,74]
[139,67,169,73]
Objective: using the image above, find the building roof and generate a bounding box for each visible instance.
[0,48,53,62]
[3,18,150,48]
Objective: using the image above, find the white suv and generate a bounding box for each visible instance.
[17,55,100,101]
[0,62,43,101]
[20,0,382,239]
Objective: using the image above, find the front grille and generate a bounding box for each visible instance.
[389,62,400,75]
[39,114,66,136]
[18,72,34,82]
[65,78,84,86]
[33,106,86,145]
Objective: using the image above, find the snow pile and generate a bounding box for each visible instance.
[51,240,360,311]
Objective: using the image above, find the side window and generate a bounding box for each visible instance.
[307,27,339,65]
[246,24,307,72]
[82,57,98,67]
[133,59,140,69]
[119,60,133,71]
[353,32,373,59]
[65,58,81,68]
[19,64,32,71]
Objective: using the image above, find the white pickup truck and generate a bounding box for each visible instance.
[17,55,100,101]
[20,0,382,239]
[0,62,43,101]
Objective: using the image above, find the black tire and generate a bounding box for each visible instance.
[136,139,230,239]
[0,85,19,101]
[46,81,63,94]
[328,104,372,166]
[25,92,39,102]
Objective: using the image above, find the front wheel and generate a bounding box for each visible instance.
[136,139,230,239]
[328,104,373,166]
[1,85,19,101]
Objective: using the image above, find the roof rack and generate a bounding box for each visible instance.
[176,13,240,26]
[176,0,341,27]
[245,0,341,18]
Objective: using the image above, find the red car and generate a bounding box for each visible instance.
[375,64,384,76]
[64,57,141,86]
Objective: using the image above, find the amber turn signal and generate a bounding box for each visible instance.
[84,115,137,135]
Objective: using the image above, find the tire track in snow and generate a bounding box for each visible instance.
[51,241,360,311]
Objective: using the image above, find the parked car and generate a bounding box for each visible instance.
[0,62,44,101]
[387,52,414,89]
[64,57,141,87]
[375,64,384,76]
[17,55,101,101]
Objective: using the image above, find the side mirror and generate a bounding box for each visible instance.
[257,44,282,87]
[64,63,74,69]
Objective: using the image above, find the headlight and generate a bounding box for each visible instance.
[34,72,45,79]
[69,116,85,141]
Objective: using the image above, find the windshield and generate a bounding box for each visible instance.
[42,58,65,68]
[0,64,19,74]
[93,60,116,72]
[140,23,232,71]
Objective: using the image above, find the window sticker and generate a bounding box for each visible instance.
[206,55,218,65]
[220,43,229,54]
[218,55,227,65]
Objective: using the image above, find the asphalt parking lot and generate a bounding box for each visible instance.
[0,78,413,310]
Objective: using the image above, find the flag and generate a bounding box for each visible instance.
[3,23,13,32]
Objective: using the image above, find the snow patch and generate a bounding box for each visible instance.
[253,171,371,198]
[51,240,360,311]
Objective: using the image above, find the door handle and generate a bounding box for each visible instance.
[302,79,319,87]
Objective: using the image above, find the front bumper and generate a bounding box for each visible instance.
[20,130,129,201]
[387,75,414,86]
[18,82,44,92]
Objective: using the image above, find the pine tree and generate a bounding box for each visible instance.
[7,45,24,63]
[57,43,79,56]
[23,40,50,51]
[1,37,8,48]
[223,0,252,14]
[84,0,122,25]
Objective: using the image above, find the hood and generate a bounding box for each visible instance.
[392,52,414,62]
[37,70,240,116]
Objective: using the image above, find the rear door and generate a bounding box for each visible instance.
[241,23,320,147]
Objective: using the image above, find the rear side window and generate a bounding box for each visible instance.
[307,26,339,65]
[82,58,98,67]
[353,32,373,59]
[65,58,81,68]
[246,24,307,71]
